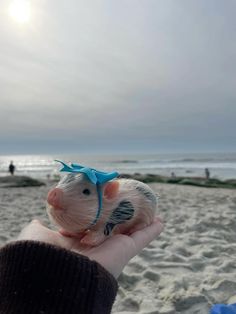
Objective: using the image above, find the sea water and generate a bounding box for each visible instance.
[0,152,236,180]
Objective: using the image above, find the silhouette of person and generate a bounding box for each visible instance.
[205,168,210,180]
[9,161,15,176]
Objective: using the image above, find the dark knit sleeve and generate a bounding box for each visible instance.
[0,241,118,314]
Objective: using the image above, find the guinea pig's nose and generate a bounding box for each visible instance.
[47,188,64,209]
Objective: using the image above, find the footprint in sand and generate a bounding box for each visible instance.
[204,280,236,303]
[174,295,209,313]
[143,270,160,282]
[118,297,140,312]
[118,272,141,290]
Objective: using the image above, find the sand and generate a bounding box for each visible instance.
[1,182,236,313]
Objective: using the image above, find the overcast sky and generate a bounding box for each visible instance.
[0,0,235,154]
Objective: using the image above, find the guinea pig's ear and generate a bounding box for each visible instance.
[103,181,119,200]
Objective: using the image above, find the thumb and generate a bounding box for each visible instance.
[16,219,51,242]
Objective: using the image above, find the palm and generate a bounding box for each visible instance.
[17,219,163,278]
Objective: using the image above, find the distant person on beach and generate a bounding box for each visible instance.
[8,161,15,176]
[0,219,163,313]
[205,168,210,180]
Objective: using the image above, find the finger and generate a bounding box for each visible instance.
[18,220,47,237]
[30,219,47,227]
[130,217,164,253]
[25,219,49,231]
[89,218,163,262]
[17,220,60,244]
[31,219,42,224]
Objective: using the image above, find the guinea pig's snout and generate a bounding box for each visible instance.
[47,188,64,209]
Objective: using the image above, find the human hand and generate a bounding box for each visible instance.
[17,218,164,278]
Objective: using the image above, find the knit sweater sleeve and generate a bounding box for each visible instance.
[0,241,118,314]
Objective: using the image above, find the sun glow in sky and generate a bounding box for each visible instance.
[1,1,236,153]
[9,0,31,24]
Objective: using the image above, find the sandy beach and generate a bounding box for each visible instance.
[0,181,236,313]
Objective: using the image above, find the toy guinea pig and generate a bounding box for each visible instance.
[46,160,158,246]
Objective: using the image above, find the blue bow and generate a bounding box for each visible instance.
[55,160,119,185]
[55,160,119,227]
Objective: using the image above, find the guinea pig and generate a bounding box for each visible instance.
[47,172,158,246]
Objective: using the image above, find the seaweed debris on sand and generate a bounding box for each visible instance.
[0,176,45,188]
[120,174,236,189]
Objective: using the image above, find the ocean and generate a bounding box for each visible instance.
[0,152,236,180]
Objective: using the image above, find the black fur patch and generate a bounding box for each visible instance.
[136,185,157,205]
[104,223,115,236]
[104,200,134,236]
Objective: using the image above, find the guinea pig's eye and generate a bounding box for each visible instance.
[82,188,91,196]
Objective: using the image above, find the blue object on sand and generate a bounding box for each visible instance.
[211,304,236,314]
[55,160,119,226]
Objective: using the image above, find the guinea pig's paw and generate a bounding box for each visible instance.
[80,230,106,246]
[59,229,81,238]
